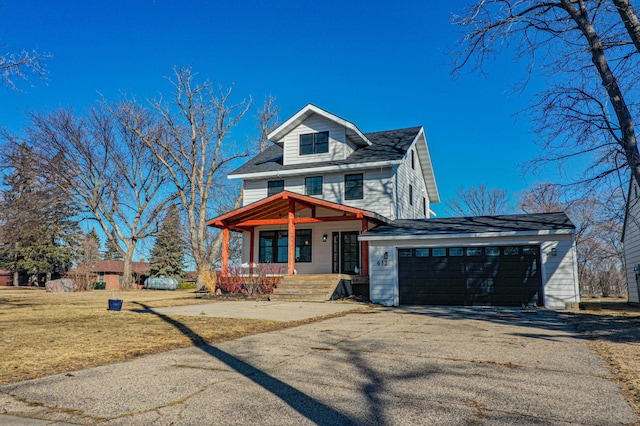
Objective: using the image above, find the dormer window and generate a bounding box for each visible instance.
[300,132,329,155]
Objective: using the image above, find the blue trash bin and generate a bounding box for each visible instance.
[108,299,123,311]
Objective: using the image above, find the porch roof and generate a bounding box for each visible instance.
[207,191,390,232]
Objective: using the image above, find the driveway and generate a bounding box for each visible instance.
[0,305,636,425]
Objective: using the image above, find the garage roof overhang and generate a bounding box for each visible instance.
[359,228,575,242]
[207,190,390,232]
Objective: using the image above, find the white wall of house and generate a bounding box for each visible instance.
[241,168,396,218]
[241,221,365,274]
[282,115,355,166]
[366,233,579,309]
[394,142,430,220]
[624,178,640,305]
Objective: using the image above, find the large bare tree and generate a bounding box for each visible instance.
[453,0,640,189]
[114,68,263,290]
[21,104,172,288]
[445,184,512,216]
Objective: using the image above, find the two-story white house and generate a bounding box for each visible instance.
[208,104,580,309]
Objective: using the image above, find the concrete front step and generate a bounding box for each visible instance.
[270,293,327,302]
[271,274,353,302]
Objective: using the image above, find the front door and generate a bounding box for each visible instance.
[341,231,360,275]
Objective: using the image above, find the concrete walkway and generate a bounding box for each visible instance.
[1,305,637,425]
[150,300,365,322]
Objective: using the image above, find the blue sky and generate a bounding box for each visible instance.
[1,0,551,218]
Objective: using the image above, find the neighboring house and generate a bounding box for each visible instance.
[623,174,640,305]
[0,270,12,286]
[208,104,580,308]
[74,260,151,290]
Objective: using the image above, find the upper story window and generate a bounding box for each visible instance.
[345,173,363,200]
[267,180,284,196]
[409,184,413,205]
[423,197,427,216]
[411,150,415,169]
[300,131,329,155]
[305,176,323,196]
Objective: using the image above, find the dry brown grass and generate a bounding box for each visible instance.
[0,288,294,384]
[571,298,640,417]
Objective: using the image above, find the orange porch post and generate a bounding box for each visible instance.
[361,219,369,276]
[249,229,255,275]
[288,199,296,275]
[221,228,229,277]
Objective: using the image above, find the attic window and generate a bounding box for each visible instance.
[300,132,329,155]
[411,150,415,169]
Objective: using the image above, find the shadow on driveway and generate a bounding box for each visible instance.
[133,302,358,425]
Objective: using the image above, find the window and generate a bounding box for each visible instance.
[305,176,323,196]
[345,173,363,200]
[466,247,482,256]
[450,248,464,256]
[415,248,429,257]
[295,230,312,262]
[258,230,312,263]
[409,184,413,205]
[523,246,538,255]
[423,197,427,216]
[267,180,284,196]
[485,247,500,256]
[259,231,288,263]
[399,249,413,257]
[300,132,329,155]
[503,246,520,256]
[411,150,415,169]
[432,248,446,257]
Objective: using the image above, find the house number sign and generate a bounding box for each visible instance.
[376,251,389,266]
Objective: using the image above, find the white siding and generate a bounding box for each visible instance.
[394,142,431,219]
[367,234,578,309]
[243,168,395,218]
[282,115,354,166]
[243,180,267,206]
[624,178,640,304]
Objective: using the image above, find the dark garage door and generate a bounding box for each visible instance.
[398,245,542,306]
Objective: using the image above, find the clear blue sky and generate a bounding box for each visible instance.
[1,0,551,217]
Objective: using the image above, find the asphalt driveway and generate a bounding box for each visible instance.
[1,305,636,425]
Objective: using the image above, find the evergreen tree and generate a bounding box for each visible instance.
[103,236,123,260]
[0,143,79,284]
[149,204,185,279]
[78,229,101,266]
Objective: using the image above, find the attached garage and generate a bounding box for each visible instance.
[361,212,579,309]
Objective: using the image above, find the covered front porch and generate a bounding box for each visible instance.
[207,191,388,279]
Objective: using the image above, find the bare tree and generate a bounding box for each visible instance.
[516,181,627,296]
[517,183,566,214]
[114,68,253,290]
[20,104,172,288]
[1,47,51,90]
[453,1,640,190]
[446,184,511,216]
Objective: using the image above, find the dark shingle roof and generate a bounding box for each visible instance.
[363,212,575,237]
[230,126,422,176]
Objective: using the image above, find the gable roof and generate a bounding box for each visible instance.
[360,212,575,241]
[207,190,389,232]
[229,126,421,177]
[268,104,371,147]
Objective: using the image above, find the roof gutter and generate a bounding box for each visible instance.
[228,160,401,180]
[359,228,576,241]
